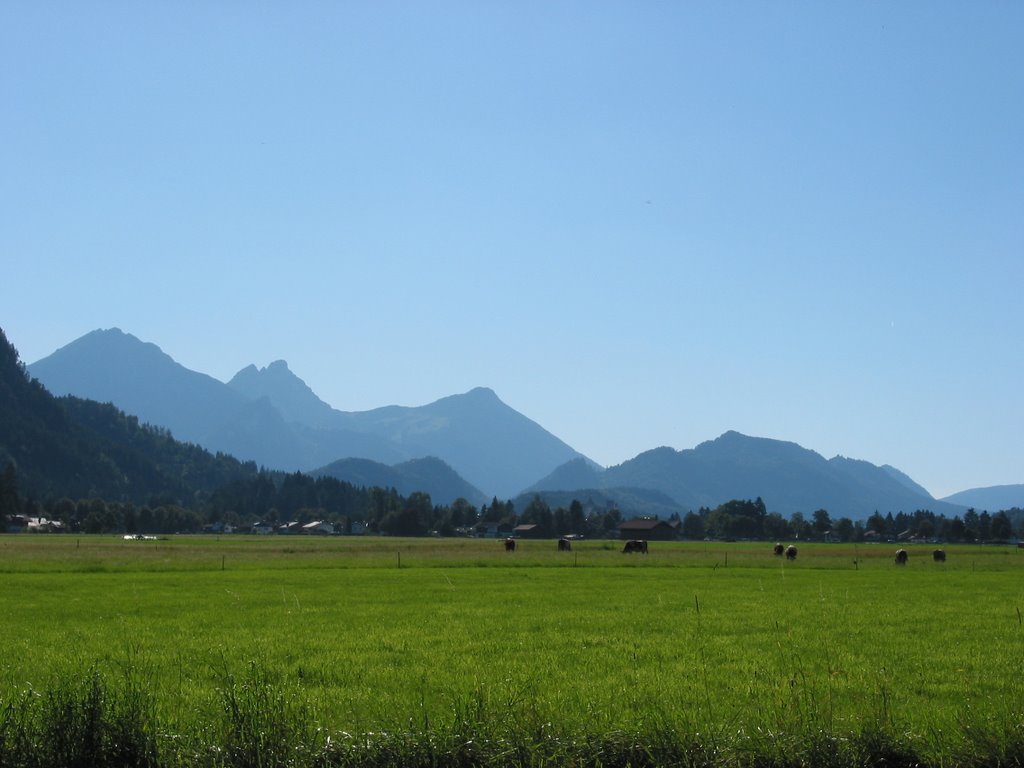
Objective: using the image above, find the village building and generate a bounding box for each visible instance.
[617,517,680,541]
[301,520,335,535]
[512,523,543,539]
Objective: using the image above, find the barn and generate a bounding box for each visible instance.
[512,523,544,539]
[617,518,680,541]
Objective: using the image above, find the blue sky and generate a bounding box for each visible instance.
[2,2,1021,498]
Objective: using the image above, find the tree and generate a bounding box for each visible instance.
[833,517,855,542]
[866,511,887,535]
[449,497,477,528]
[706,499,765,539]
[763,512,789,540]
[991,511,1013,541]
[812,509,832,537]
[977,511,992,541]
[681,511,705,539]
[520,495,553,538]
[481,497,514,524]
[596,508,622,537]
[963,508,979,541]
[380,492,432,537]
[568,499,586,535]
[0,463,21,519]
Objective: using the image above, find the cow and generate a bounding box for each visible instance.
[504,537,516,552]
[622,539,648,554]
[785,545,797,561]
[895,549,908,565]
[773,542,785,556]
[558,537,572,552]
[932,549,946,563]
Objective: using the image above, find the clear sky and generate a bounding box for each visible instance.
[2,2,1021,499]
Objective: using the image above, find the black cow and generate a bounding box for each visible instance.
[622,539,648,554]
[895,549,908,565]
[558,537,572,552]
[504,538,516,552]
[785,545,797,561]
[773,542,785,556]
[932,549,946,563]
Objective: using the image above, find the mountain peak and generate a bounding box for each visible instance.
[27,327,245,445]
[228,359,337,428]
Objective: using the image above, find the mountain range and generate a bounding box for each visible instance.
[942,485,1024,512]
[26,327,1018,519]
[529,433,969,519]
[28,329,588,502]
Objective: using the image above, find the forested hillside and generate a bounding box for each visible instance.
[0,327,257,506]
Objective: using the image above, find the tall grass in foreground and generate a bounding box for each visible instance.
[4,537,1024,766]
[4,659,1024,767]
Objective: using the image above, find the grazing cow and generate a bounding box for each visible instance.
[895,549,908,565]
[622,539,648,554]
[773,542,785,556]
[558,537,572,552]
[932,549,946,563]
[504,537,516,552]
[785,545,797,561]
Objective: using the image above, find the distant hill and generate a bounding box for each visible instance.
[312,456,486,507]
[535,431,966,520]
[30,329,593,498]
[942,485,1024,512]
[0,327,256,504]
[527,457,604,493]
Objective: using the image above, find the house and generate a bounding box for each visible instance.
[350,521,368,535]
[26,517,64,533]
[618,518,680,541]
[252,521,275,535]
[474,521,513,538]
[277,521,302,534]
[301,520,334,535]
[203,521,235,534]
[512,523,543,539]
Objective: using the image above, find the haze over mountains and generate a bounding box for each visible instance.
[27,327,1019,519]
[529,433,969,519]
[28,329,588,501]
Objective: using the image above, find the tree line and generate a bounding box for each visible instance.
[677,497,1023,543]
[3,464,1022,542]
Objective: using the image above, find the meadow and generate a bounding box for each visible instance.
[2,535,1024,767]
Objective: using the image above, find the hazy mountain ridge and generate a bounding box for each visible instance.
[312,456,487,507]
[942,485,1024,512]
[880,464,933,498]
[28,329,589,499]
[28,328,249,447]
[25,328,1016,517]
[228,360,342,429]
[535,432,968,520]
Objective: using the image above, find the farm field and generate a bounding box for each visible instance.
[2,535,1024,767]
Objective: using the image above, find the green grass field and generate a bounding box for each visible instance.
[2,535,1024,767]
